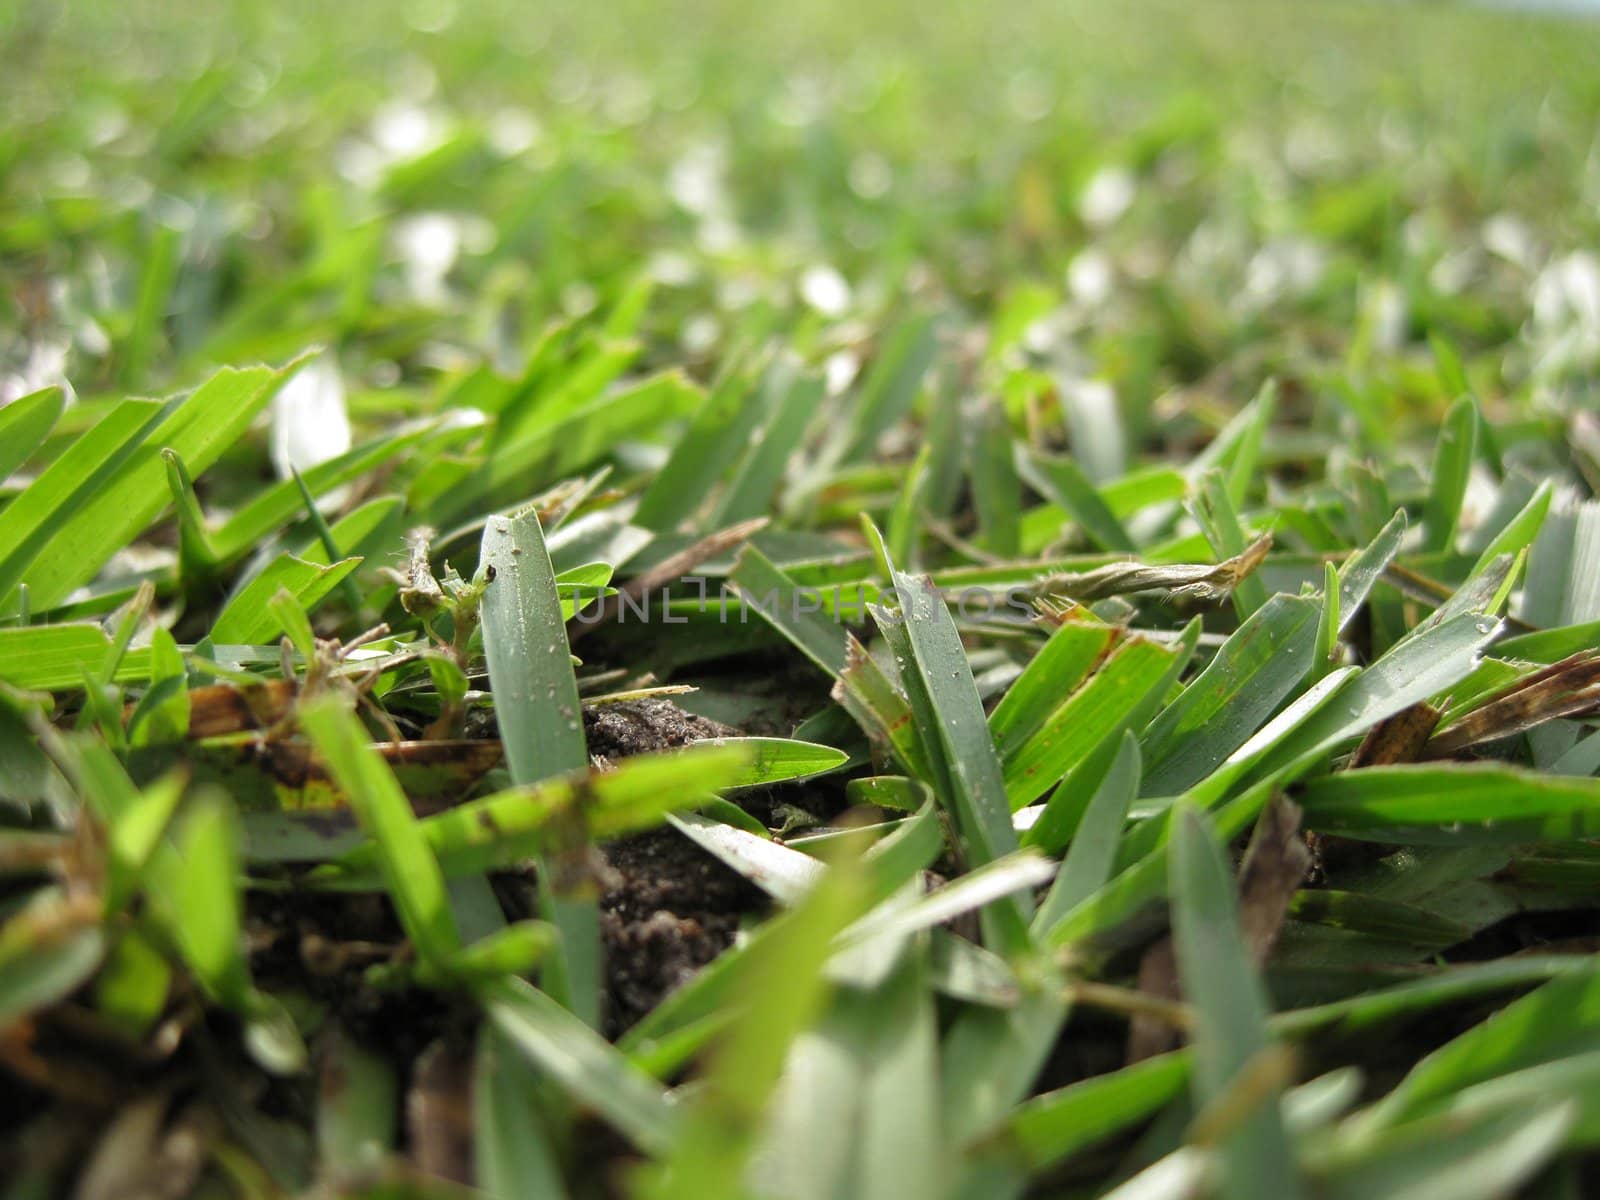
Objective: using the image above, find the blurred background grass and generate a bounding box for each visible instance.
[3,0,1599,428]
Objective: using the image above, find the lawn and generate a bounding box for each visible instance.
[5,0,1600,1196]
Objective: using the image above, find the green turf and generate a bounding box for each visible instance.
[4,0,1600,1196]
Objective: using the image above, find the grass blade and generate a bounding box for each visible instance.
[1140,593,1320,795]
[0,387,65,482]
[1299,764,1600,844]
[1032,731,1139,931]
[298,697,461,968]
[479,503,596,1024]
[5,363,292,612]
[481,975,679,1156]
[1421,395,1479,554]
[1169,804,1300,1200]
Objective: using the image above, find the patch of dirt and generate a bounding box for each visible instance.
[244,888,471,1067]
[600,830,764,1038]
[581,698,771,1038]
[583,696,733,759]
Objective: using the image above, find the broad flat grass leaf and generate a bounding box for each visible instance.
[1522,496,1600,629]
[474,1024,568,1199]
[1312,1102,1572,1200]
[1469,479,1552,578]
[479,502,595,1022]
[634,356,764,531]
[317,1025,398,1177]
[1140,593,1319,795]
[1357,963,1600,1131]
[4,363,292,612]
[871,557,1028,950]
[213,421,469,561]
[0,386,65,481]
[634,852,872,1196]
[210,555,361,644]
[836,852,1055,954]
[1017,449,1136,553]
[728,545,849,676]
[0,398,167,615]
[1031,731,1139,931]
[1298,764,1600,844]
[697,736,848,786]
[713,362,823,525]
[668,813,826,904]
[1170,805,1300,1200]
[481,975,679,1157]
[1002,632,1184,809]
[821,312,937,469]
[75,740,185,915]
[758,949,941,1200]
[999,1052,1190,1173]
[988,616,1115,757]
[315,744,749,883]
[480,506,587,783]
[970,399,1021,557]
[1252,612,1499,778]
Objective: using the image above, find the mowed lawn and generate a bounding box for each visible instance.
[4,1,1600,1197]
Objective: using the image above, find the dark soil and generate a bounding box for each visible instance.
[244,887,471,1063]
[583,697,771,1037]
[582,696,733,760]
[599,831,765,1038]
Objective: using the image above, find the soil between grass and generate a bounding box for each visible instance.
[584,697,773,1037]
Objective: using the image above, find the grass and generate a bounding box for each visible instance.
[4,0,1600,1195]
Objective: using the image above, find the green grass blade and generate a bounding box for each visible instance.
[876,565,1027,943]
[1337,509,1406,634]
[727,545,850,677]
[1470,479,1553,579]
[0,623,153,690]
[1255,611,1499,777]
[474,1024,569,1199]
[822,312,937,468]
[0,915,104,1030]
[298,697,461,968]
[1140,593,1320,795]
[1016,448,1136,553]
[714,363,824,524]
[0,386,66,482]
[317,745,749,882]
[706,737,848,787]
[1300,764,1600,844]
[316,1025,398,1179]
[1031,731,1139,931]
[212,422,463,561]
[988,616,1116,757]
[1359,964,1600,1131]
[481,975,679,1157]
[634,356,763,532]
[1192,469,1267,618]
[1170,804,1300,1200]
[635,851,872,1195]
[0,398,167,615]
[1003,633,1184,809]
[210,555,361,644]
[1421,395,1479,554]
[970,400,1021,557]
[1313,1102,1572,1200]
[479,503,597,1024]
[998,1052,1190,1174]
[6,363,292,611]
